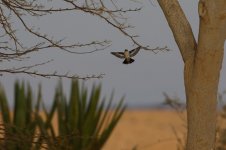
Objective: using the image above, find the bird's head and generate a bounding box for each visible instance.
[125,49,128,52]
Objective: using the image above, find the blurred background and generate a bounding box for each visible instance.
[1,0,226,108]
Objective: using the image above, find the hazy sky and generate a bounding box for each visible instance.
[1,0,226,108]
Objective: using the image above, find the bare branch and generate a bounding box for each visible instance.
[157,0,197,63]
[0,69,105,80]
[0,59,105,80]
[0,0,169,79]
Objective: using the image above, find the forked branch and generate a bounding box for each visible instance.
[157,0,197,62]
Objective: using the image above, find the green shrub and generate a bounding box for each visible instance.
[0,81,42,150]
[0,80,125,150]
[39,80,126,150]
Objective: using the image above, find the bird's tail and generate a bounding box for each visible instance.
[123,58,134,64]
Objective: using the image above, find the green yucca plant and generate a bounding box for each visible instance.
[40,80,126,150]
[0,80,125,150]
[0,81,43,150]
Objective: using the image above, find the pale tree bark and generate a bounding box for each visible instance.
[157,0,226,150]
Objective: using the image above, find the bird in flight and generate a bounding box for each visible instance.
[111,46,141,64]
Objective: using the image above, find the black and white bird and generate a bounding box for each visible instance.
[111,46,141,64]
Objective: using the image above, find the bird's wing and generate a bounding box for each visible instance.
[111,52,125,59]
[129,46,141,57]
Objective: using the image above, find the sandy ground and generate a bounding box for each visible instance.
[0,110,188,150]
[103,110,187,150]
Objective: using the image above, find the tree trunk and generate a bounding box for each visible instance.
[186,1,226,149]
[157,0,226,150]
